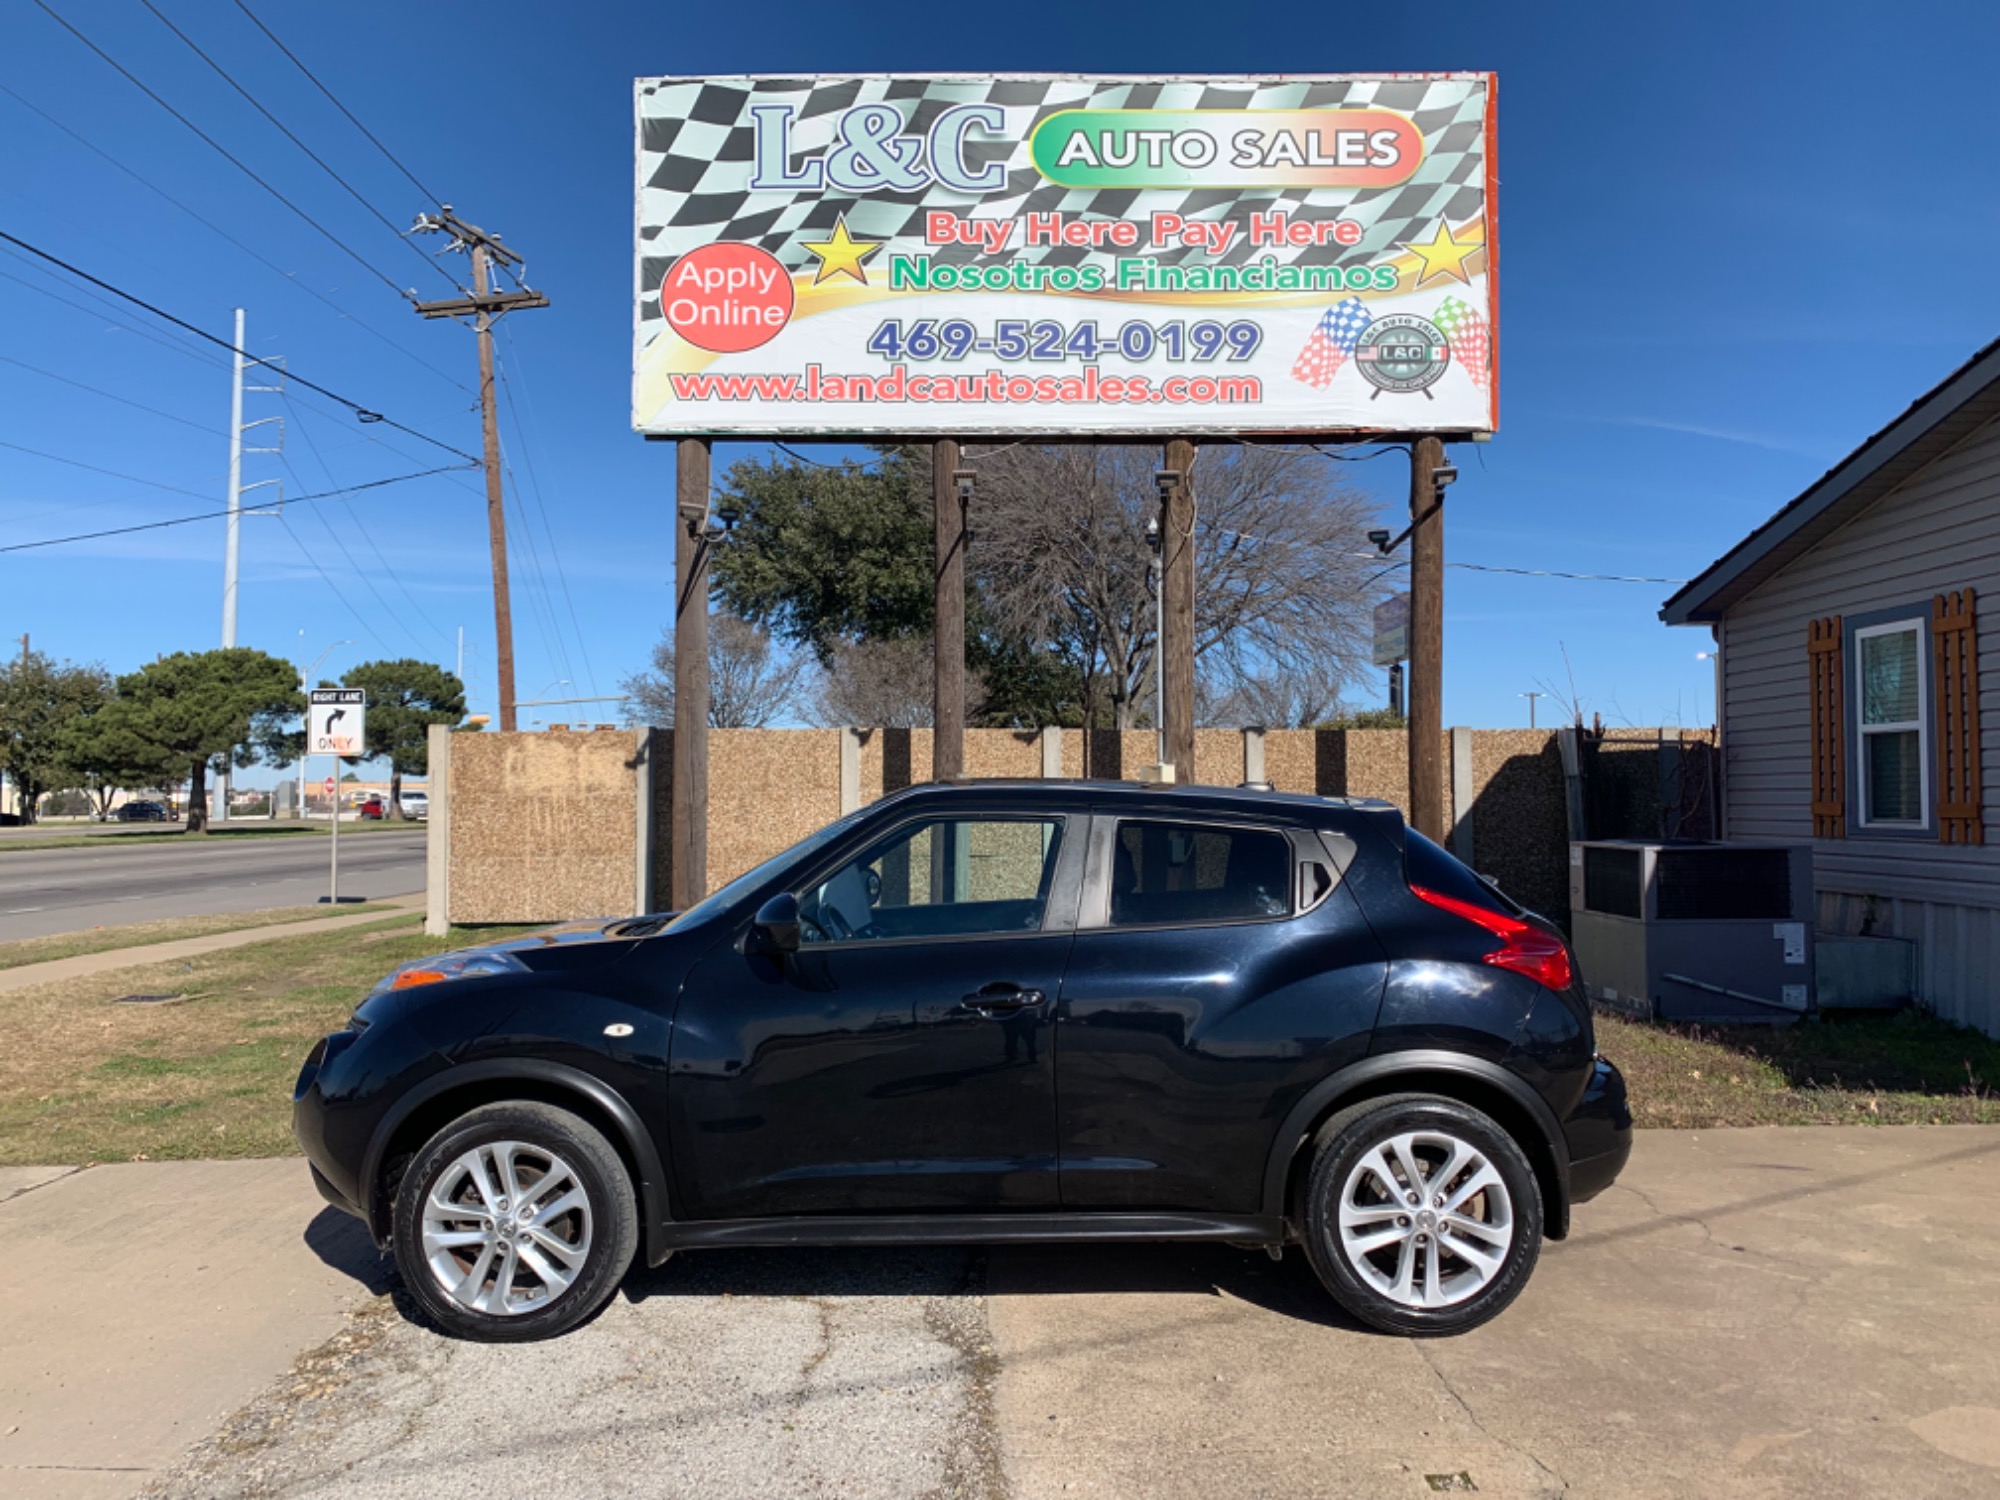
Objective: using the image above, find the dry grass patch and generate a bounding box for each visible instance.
[0,919,524,1166]
[0,904,403,971]
[1599,1010,2000,1128]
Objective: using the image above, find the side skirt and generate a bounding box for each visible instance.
[648,1211,1287,1263]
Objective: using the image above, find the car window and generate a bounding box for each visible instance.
[1108,820,1291,927]
[1403,828,1524,915]
[802,817,1063,944]
[662,804,877,932]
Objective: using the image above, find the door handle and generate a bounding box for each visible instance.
[959,984,1047,1017]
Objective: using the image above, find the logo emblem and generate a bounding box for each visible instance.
[1353,314,1451,396]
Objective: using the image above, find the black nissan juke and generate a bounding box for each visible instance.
[295,780,1630,1342]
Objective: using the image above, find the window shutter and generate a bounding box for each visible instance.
[1808,615,1845,838]
[1932,589,1982,844]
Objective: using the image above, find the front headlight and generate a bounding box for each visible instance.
[371,948,529,995]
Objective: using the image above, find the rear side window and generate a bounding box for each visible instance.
[1403,829,1523,915]
[1109,820,1292,927]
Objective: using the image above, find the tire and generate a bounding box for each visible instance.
[391,1101,639,1343]
[1300,1094,1543,1337]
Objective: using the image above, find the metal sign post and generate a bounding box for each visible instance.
[309,689,366,904]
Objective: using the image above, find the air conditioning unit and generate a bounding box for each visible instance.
[1568,840,1814,1023]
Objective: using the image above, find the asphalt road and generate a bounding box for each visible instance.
[0,829,427,941]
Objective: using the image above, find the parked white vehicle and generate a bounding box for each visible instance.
[399,791,429,821]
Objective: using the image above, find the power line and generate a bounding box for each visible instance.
[29,0,415,303]
[1451,562,1687,584]
[0,465,472,554]
[497,325,599,701]
[0,254,230,371]
[0,354,220,435]
[0,230,478,463]
[0,439,217,501]
[230,1,445,211]
[275,510,391,650]
[136,0,459,295]
[0,83,473,395]
[284,393,455,653]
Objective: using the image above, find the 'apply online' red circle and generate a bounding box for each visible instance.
[661,243,793,354]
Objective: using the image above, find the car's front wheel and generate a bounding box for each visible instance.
[391,1101,638,1342]
[1300,1094,1543,1337]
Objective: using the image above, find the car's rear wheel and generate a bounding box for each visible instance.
[391,1101,638,1342]
[1300,1094,1542,1337]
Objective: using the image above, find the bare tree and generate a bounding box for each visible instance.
[970,444,1381,731]
[1207,656,1353,729]
[622,613,807,728]
[809,636,989,729]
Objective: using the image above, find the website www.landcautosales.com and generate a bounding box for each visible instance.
[668,363,1263,407]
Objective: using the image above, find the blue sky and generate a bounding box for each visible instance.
[5,0,1999,752]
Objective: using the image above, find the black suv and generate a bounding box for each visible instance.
[296,781,1629,1342]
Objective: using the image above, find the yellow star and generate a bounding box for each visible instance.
[1402,219,1481,288]
[799,215,884,287]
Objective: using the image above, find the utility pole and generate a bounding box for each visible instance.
[1407,438,1456,841]
[672,439,712,909]
[1520,690,1544,730]
[933,441,967,782]
[1158,442,1197,783]
[413,208,550,733]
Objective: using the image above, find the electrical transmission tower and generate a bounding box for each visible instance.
[412,208,549,731]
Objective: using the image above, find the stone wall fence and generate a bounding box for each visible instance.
[426,724,1703,932]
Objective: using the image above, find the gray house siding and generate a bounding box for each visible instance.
[1719,414,2000,1036]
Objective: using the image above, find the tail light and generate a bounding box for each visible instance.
[1410,884,1574,991]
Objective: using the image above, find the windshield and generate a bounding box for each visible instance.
[664,804,876,932]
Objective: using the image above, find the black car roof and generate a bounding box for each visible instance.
[871,777,1403,825]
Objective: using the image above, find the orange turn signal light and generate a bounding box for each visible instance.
[390,968,449,990]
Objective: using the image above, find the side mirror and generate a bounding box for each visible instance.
[753,892,802,955]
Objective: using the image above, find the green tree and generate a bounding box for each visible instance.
[112,649,304,833]
[710,446,1085,728]
[65,696,181,820]
[339,659,466,817]
[711,445,935,659]
[0,651,112,823]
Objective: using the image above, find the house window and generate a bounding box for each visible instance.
[1855,619,1928,828]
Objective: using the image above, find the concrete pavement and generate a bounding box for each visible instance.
[988,1125,2000,1499]
[0,831,426,942]
[0,1159,390,1500]
[67,1124,1992,1499]
[0,893,425,997]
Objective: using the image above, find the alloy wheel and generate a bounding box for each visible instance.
[420,1140,594,1317]
[1336,1128,1513,1309]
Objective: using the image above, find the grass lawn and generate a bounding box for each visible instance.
[0,904,403,971]
[1599,1009,2000,1127]
[0,918,520,1167]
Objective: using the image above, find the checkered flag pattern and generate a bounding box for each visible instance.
[636,75,1490,334]
[1432,294,1490,390]
[1291,297,1373,388]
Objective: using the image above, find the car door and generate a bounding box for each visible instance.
[1055,810,1389,1213]
[668,809,1084,1220]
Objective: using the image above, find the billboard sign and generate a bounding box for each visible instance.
[634,74,1496,437]
[308,688,366,759]
[1373,592,1410,666]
